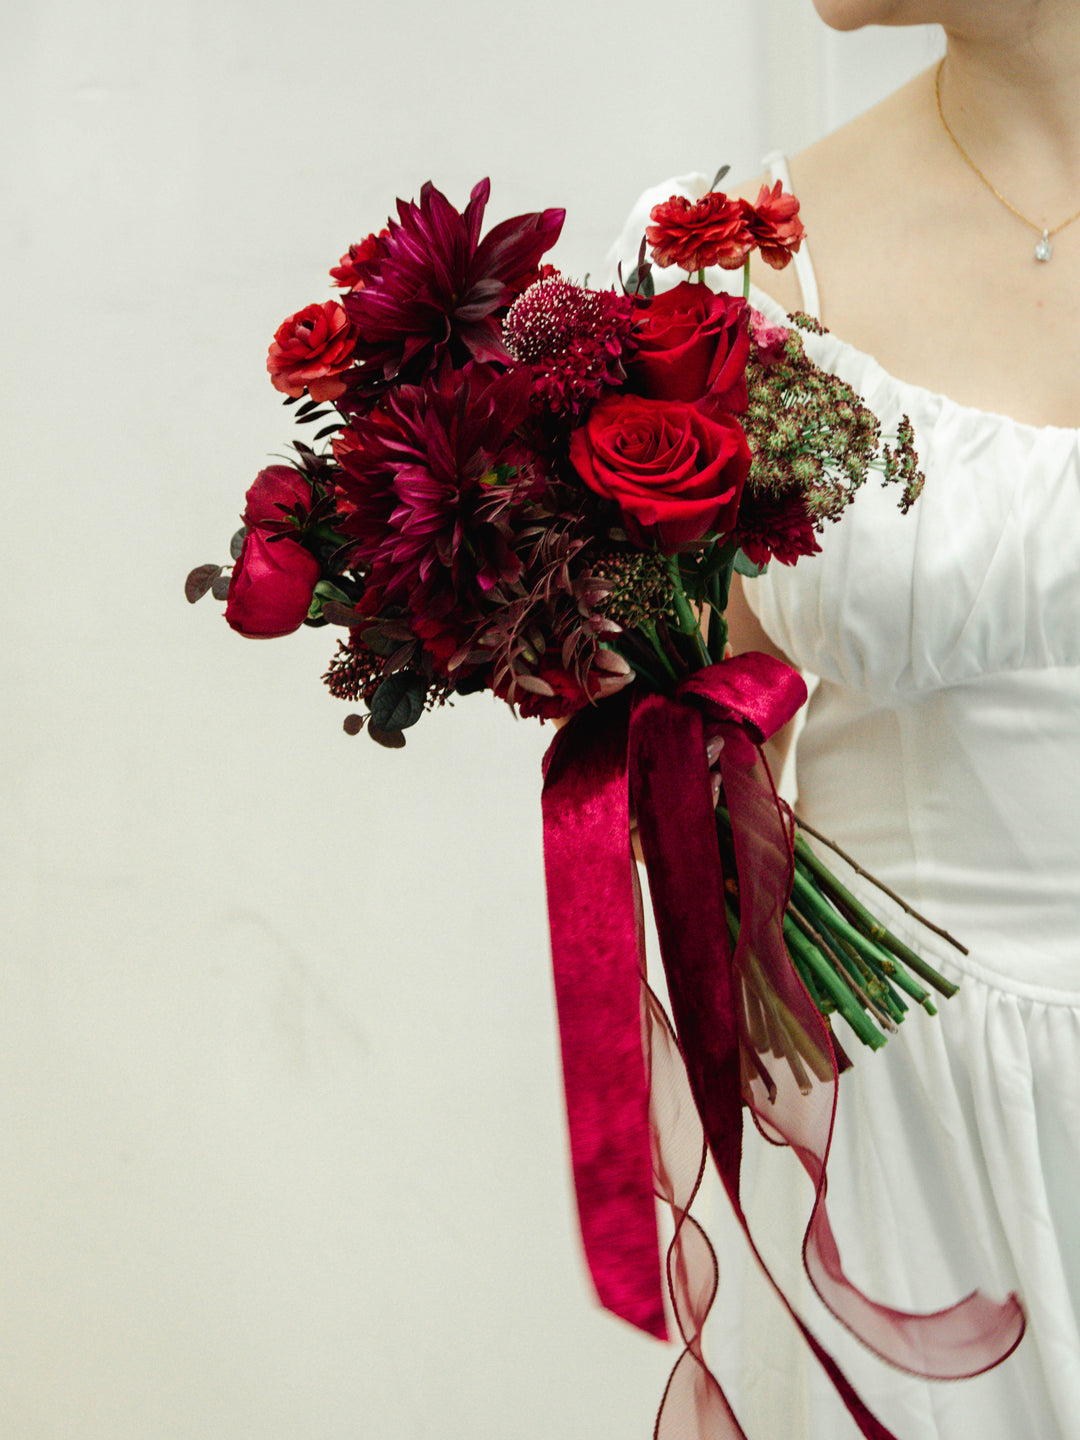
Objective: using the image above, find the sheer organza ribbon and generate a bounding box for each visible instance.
[541,653,1025,1440]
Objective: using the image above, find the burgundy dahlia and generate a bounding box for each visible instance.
[340,179,564,401]
[334,361,540,659]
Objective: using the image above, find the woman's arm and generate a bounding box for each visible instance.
[725,572,798,780]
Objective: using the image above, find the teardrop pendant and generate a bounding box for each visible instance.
[1035,229,1053,262]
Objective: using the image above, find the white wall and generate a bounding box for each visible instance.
[2,5,937,1437]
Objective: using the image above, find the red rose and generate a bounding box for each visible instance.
[267,300,355,401]
[241,465,314,529]
[629,282,749,413]
[646,191,752,272]
[569,394,750,551]
[745,182,805,270]
[225,529,321,638]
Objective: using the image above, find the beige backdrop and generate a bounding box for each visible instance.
[2,4,938,1436]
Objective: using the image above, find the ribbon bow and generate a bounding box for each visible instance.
[541,653,1025,1440]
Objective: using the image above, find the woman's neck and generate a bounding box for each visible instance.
[940,10,1080,207]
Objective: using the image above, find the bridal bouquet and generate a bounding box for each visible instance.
[188,176,1024,1440]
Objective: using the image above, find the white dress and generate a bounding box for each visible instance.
[606,172,1080,1438]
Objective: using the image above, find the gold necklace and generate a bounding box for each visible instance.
[934,58,1080,262]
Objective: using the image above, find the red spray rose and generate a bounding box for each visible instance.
[569,393,750,551]
[225,529,321,638]
[745,181,805,270]
[646,191,752,272]
[241,465,314,529]
[629,282,749,413]
[748,308,791,368]
[267,300,356,401]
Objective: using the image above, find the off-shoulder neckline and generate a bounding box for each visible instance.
[748,286,1080,441]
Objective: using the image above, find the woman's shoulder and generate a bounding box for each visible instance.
[734,70,934,316]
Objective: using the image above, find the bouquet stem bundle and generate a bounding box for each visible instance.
[716,802,962,1059]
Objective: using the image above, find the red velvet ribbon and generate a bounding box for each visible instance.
[541,653,1025,1439]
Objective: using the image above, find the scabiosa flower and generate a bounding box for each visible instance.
[734,487,821,567]
[503,273,636,416]
[340,179,564,401]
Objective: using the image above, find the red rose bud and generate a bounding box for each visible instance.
[745,181,805,270]
[569,393,750,552]
[630,282,749,413]
[225,529,321,638]
[646,191,752,272]
[267,300,355,401]
[241,465,315,529]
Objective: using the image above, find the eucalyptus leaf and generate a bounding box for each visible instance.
[343,714,365,736]
[313,580,353,606]
[322,600,363,627]
[184,564,221,604]
[369,671,426,732]
[229,527,247,561]
[625,264,654,299]
[733,548,768,579]
[710,164,731,192]
[513,674,557,698]
[210,575,232,601]
[368,723,407,749]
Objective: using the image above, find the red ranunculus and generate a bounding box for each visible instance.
[329,230,389,290]
[569,393,750,551]
[225,529,321,638]
[646,191,752,272]
[241,465,314,529]
[267,300,356,401]
[629,282,749,413]
[745,182,805,270]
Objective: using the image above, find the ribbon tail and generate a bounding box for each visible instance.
[719,737,1026,1380]
[541,701,667,1340]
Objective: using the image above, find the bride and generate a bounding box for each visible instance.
[610,1,1080,1435]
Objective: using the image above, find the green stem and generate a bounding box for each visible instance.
[783,917,887,1050]
[742,259,751,300]
[793,832,958,998]
[639,621,680,685]
[790,868,937,1015]
[707,606,729,661]
[665,556,710,666]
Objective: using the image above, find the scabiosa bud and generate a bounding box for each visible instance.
[503,274,636,416]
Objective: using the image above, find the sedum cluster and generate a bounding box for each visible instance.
[742,326,925,533]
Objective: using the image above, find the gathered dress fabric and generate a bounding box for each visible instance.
[606,171,1080,1438]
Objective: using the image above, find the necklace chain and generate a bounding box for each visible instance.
[934,58,1080,260]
